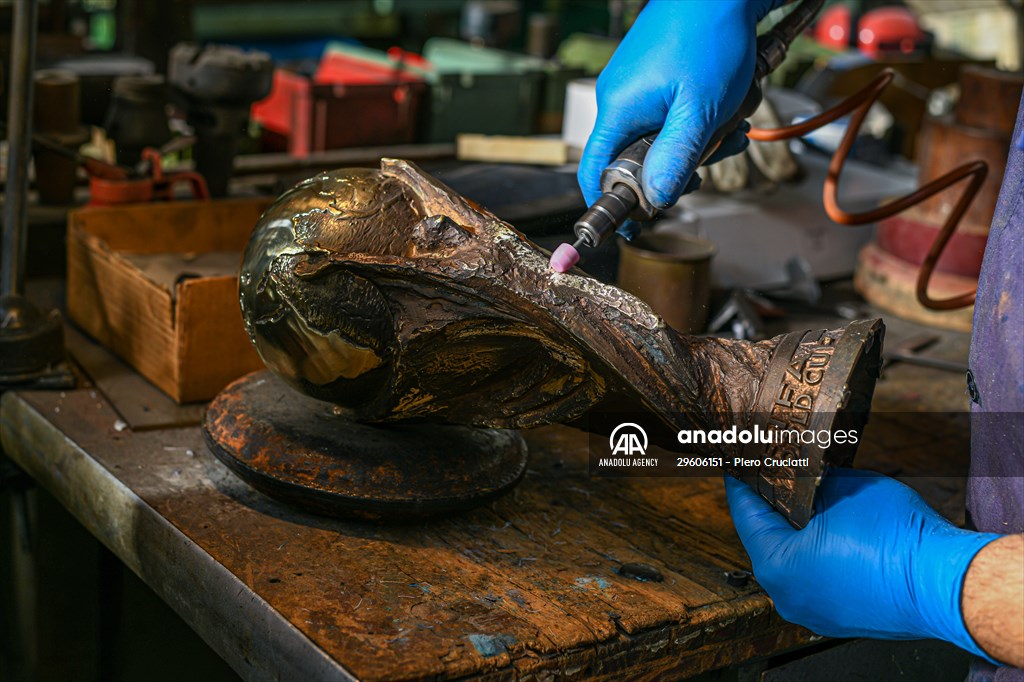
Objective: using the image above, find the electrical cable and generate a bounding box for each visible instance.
[747,68,987,310]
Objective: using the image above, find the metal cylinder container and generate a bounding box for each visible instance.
[32,69,89,205]
[617,233,716,334]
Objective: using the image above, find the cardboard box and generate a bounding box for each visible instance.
[67,199,272,403]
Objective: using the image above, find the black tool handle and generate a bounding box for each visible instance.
[579,77,765,248]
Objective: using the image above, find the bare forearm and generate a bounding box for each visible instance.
[963,534,1024,668]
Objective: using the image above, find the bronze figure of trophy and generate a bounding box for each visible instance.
[203,159,884,529]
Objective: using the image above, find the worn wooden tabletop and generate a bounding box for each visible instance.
[0,311,972,681]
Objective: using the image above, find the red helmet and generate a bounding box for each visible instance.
[815,4,854,50]
[857,7,926,57]
[815,4,926,57]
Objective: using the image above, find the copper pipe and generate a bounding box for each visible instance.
[748,69,987,310]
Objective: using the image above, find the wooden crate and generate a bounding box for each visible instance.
[67,199,272,403]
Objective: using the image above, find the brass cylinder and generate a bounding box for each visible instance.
[34,69,80,133]
[32,69,88,206]
[617,233,716,333]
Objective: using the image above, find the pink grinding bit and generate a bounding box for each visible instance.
[549,242,581,273]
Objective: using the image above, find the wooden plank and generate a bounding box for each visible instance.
[2,387,821,681]
[456,135,574,166]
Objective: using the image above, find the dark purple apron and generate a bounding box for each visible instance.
[966,91,1023,680]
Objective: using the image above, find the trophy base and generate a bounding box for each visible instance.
[203,371,528,521]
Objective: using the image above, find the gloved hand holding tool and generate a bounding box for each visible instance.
[551,0,817,272]
[725,470,1003,661]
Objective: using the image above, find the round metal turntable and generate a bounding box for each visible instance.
[203,371,529,520]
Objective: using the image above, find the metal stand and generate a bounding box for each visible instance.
[203,371,529,520]
[0,0,72,391]
[168,43,272,198]
[2,9,78,680]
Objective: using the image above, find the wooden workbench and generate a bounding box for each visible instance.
[0,311,972,681]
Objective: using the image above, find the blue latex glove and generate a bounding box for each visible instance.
[578,0,781,209]
[725,469,1001,661]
